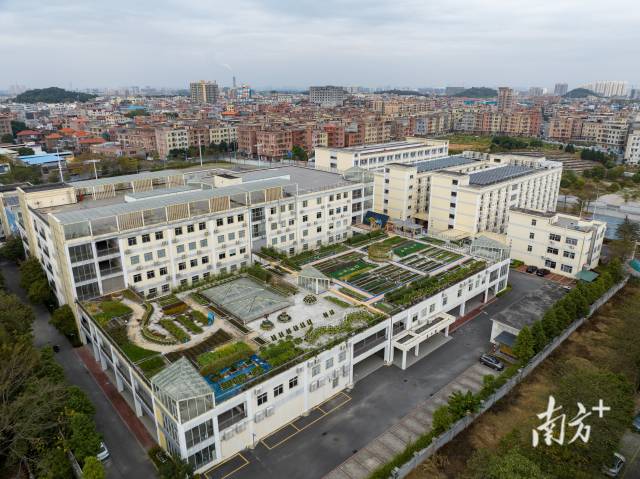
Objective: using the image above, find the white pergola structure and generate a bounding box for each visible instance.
[297,265,331,294]
[392,312,456,369]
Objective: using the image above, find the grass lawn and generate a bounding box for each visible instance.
[119,341,158,363]
[137,356,167,377]
[330,260,376,280]
[92,300,133,325]
[325,296,352,308]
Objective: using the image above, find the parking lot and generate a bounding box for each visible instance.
[204,269,561,479]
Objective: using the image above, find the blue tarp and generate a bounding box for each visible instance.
[19,154,66,165]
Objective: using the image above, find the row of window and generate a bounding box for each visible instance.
[257,376,299,406]
[126,215,246,246]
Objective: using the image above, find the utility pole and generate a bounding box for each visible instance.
[55,147,64,182]
[198,132,203,167]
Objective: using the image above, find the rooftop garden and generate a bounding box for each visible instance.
[198,341,254,376]
[385,260,486,307]
[84,299,132,326]
[304,310,384,345]
[345,229,386,247]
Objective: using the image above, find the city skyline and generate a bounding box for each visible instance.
[1,0,638,90]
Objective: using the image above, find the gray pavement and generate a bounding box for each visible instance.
[619,430,640,478]
[0,260,157,479]
[208,269,553,479]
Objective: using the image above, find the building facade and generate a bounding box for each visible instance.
[506,208,605,277]
[190,81,219,104]
[309,86,346,107]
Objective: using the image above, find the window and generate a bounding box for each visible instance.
[228,232,235,241]
[566,237,578,245]
[178,262,186,271]
[302,215,308,222]
[142,234,151,243]
[529,232,535,239]
[339,350,346,362]
[177,245,185,254]
[227,216,234,224]
[155,231,163,240]
[72,263,97,283]
[144,252,153,262]
[216,218,223,226]
[449,202,456,208]
[237,214,244,222]
[68,244,93,263]
[202,256,209,264]
[257,393,268,406]
[187,224,194,233]
[302,200,308,207]
[162,284,170,292]
[189,241,196,251]
[561,264,573,273]
[190,259,198,267]
[546,247,559,255]
[527,245,533,252]
[563,251,575,259]
[325,358,334,369]
[316,212,322,219]
[133,274,142,283]
[128,237,137,246]
[531,219,537,226]
[200,239,208,247]
[175,227,183,236]
[274,384,283,397]
[157,249,166,258]
[219,252,226,260]
[159,267,168,275]
[544,259,557,269]
[130,255,140,265]
[147,270,155,279]
[549,233,561,241]
[289,376,298,389]
[198,222,206,230]
[312,365,320,376]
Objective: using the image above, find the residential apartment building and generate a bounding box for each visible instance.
[115,127,158,153]
[13,166,372,307]
[553,83,569,96]
[155,127,189,159]
[624,124,640,164]
[497,87,515,112]
[580,117,629,153]
[0,115,12,138]
[314,138,449,172]
[506,208,605,277]
[309,86,346,107]
[209,124,238,145]
[190,81,219,104]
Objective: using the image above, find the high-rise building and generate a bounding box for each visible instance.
[497,87,515,112]
[189,80,219,104]
[0,115,11,138]
[583,81,628,98]
[309,86,346,107]
[445,86,465,96]
[554,83,568,96]
[528,87,545,97]
[624,124,640,165]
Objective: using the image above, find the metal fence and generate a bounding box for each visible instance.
[391,278,628,479]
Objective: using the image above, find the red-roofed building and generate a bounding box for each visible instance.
[16,130,43,143]
[78,137,106,153]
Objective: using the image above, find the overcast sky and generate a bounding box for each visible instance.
[1,0,638,90]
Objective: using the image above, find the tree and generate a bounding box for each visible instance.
[541,309,560,339]
[27,277,54,305]
[431,405,453,434]
[50,305,80,346]
[16,147,35,156]
[65,386,96,416]
[82,456,105,479]
[512,326,535,363]
[447,390,481,418]
[37,446,73,479]
[1,133,13,144]
[291,145,308,161]
[0,291,35,337]
[159,454,194,479]
[564,143,575,153]
[0,236,25,262]
[10,121,27,137]
[68,413,102,464]
[531,321,547,353]
[468,448,549,479]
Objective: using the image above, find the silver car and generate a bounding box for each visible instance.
[602,452,625,477]
[96,442,110,461]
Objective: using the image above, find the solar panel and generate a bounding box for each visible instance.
[468,165,534,186]
[415,155,476,173]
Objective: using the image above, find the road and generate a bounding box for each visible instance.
[0,260,157,479]
[209,270,558,479]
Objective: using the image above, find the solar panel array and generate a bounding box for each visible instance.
[415,155,476,173]
[468,165,535,186]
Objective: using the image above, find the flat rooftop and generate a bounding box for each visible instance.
[415,155,476,173]
[322,139,439,154]
[468,165,536,186]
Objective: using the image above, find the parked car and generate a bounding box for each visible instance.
[602,452,625,477]
[536,268,550,277]
[52,344,60,353]
[525,265,538,274]
[479,353,505,371]
[97,442,110,461]
[632,413,640,432]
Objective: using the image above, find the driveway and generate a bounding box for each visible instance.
[0,260,157,479]
[207,269,551,479]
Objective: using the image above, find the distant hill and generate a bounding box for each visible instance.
[15,87,97,103]
[452,87,498,98]
[563,88,599,99]
[377,89,429,97]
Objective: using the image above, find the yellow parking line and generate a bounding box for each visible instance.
[205,453,249,479]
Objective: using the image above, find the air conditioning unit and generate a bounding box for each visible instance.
[255,411,265,422]
[204,231,210,236]
[309,382,317,392]
[296,366,304,374]
[253,386,263,396]
[235,421,247,433]
[161,241,168,246]
[265,406,275,417]
[222,429,235,440]
[318,378,326,387]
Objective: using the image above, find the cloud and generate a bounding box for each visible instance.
[0,0,638,89]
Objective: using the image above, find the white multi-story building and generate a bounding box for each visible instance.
[14,166,373,307]
[315,138,449,172]
[506,208,606,277]
[308,86,346,107]
[209,124,238,145]
[155,127,189,159]
[624,124,640,164]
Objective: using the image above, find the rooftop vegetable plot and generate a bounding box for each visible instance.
[288,243,349,267]
[392,240,429,258]
[400,254,444,274]
[347,264,422,296]
[314,252,376,281]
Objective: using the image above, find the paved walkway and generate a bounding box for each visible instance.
[76,347,156,450]
[324,362,496,479]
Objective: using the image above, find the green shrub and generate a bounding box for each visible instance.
[325,296,351,308]
[191,310,208,325]
[175,315,203,334]
[93,300,132,325]
[198,341,252,375]
[160,319,190,342]
[260,340,303,367]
